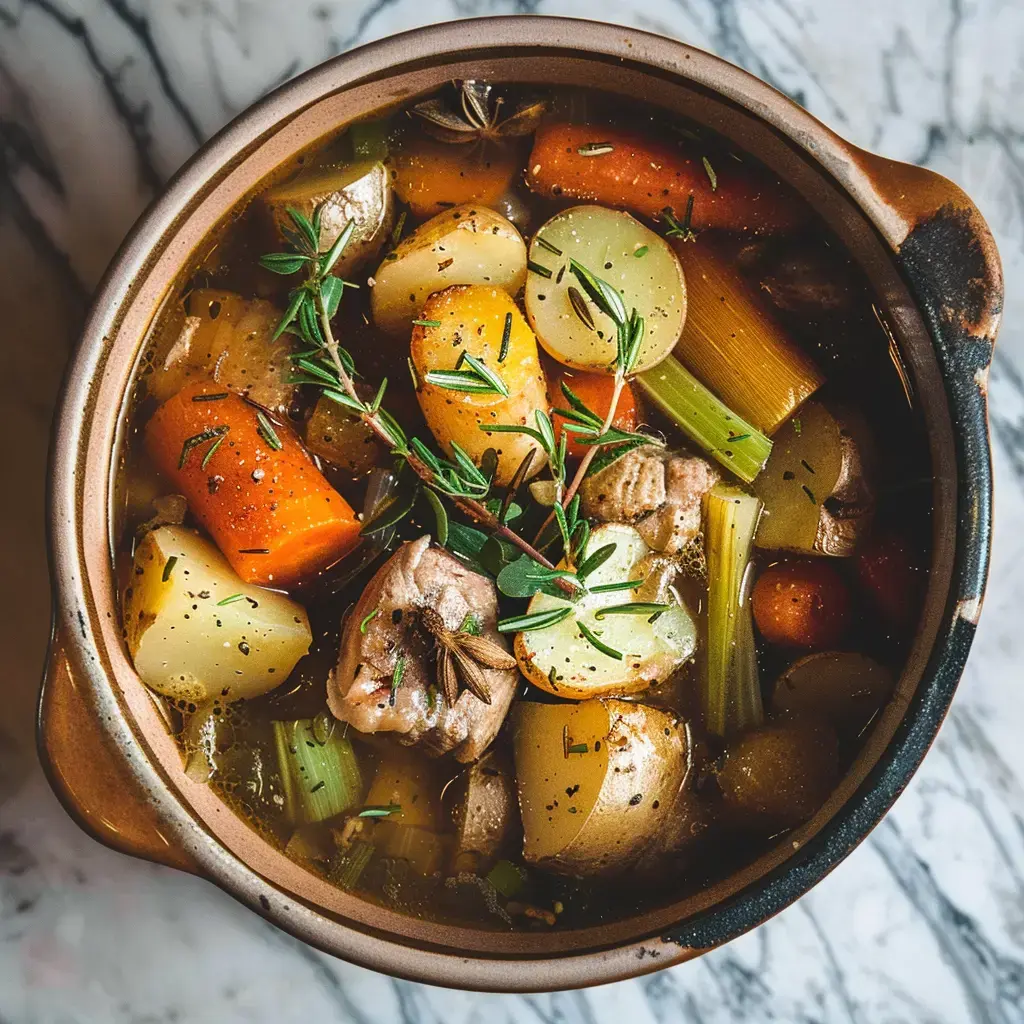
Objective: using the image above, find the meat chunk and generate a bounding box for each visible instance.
[580,445,719,554]
[327,536,518,762]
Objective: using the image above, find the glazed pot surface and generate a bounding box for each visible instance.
[40,17,1000,991]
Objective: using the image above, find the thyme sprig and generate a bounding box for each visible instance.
[259,199,575,595]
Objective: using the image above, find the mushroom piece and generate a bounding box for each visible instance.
[327,536,519,763]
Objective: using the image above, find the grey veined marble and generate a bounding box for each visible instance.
[2,2,1023,1022]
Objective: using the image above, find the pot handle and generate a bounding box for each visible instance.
[854,150,1003,353]
[39,630,198,874]
[855,151,1001,614]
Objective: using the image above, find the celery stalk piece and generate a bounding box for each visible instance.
[273,719,363,826]
[704,484,764,737]
[330,839,375,889]
[637,355,772,484]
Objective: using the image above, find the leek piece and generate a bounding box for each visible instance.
[704,484,764,737]
[331,839,375,889]
[638,356,772,484]
[272,719,362,826]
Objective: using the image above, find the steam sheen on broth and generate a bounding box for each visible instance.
[116,81,930,930]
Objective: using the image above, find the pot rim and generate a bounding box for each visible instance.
[43,15,998,992]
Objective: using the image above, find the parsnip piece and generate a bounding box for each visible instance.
[525,206,686,372]
[450,748,518,874]
[412,285,548,486]
[371,205,527,336]
[513,698,687,876]
[262,159,394,278]
[123,526,311,703]
[514,523,696,698]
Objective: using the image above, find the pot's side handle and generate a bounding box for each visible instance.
[854,150,1003,350]
[39,631,198,874]
[855,151,1002,618]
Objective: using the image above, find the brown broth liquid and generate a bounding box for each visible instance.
[115,84,932,931]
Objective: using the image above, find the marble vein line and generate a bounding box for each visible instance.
[871,817,1024,1024]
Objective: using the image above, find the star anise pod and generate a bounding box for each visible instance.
[420,607,516,707]
[411,80,546,146]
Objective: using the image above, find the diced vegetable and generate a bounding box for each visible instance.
[525,122,807,234]
[371,204,527,336]
[703,484,763,737]
[363,745,440,830]
[674,243,824,435]
[262,158,394,278]
[304,393,383,477]
[854,530,921,630]
[485,859,527,899]
[752,401,874,556]
[718,718,839,831]
[515,523,697,698]
[513,698,687,876]
[124,525,311,702]
[330,838,375,889]
[547,367,639,459]
[773,652,894,737]
[145,382,362,586]
[273,718,363,825]
[391,138,519,219]
[372,819,446,876]
[411,284,548,485]
[147,289,297,415]
[450,748,519,874]
[525,206,684,372]
[752,560,851,649]
[638,355,772,484]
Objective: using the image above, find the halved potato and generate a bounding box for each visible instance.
[752,401,874,556]
[262,158,394,278]
[147,289,296,416]
[412,285,548,486]
[449,747,518,874]
[773,651,894,737]
[371,205,527,336]
[363,744,441,830]
[525,205,686,372]
[124,526,311,703]
[515,523,697,698]
[513,699,687,876]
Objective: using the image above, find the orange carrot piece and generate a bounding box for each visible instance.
[145,381,361,587]
[526,123,805,235]
[391,139,519,219]
[547,367,639,459]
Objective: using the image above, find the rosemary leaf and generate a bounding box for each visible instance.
[497,607,573,633]
[577,619,623,660]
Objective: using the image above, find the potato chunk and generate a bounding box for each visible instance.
[371,205,527,336]
[752,401,874,556]
[147,289,296,416]
[515,523,697,698]
[262,158,394,278]
[525,206,685,372]
[412,285,548,486]
[513,699,687,876]
[123,526,311,703]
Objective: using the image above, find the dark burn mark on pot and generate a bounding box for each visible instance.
[259,894,271,911]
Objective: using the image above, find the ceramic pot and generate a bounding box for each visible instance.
[40,16,1001,992]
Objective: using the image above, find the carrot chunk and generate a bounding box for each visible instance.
[526,123,805,235]
[145,381,361,587]
[547,367,638,459]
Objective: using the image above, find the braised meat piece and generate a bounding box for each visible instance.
[580,445,719,554]
[327,536,518,762]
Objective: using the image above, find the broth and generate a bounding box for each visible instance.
[115,82,930,931]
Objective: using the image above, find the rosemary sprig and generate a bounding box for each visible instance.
[425,352,508,396]
[259,198,575,595]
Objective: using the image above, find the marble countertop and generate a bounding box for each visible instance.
[1,1,1023,1021]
